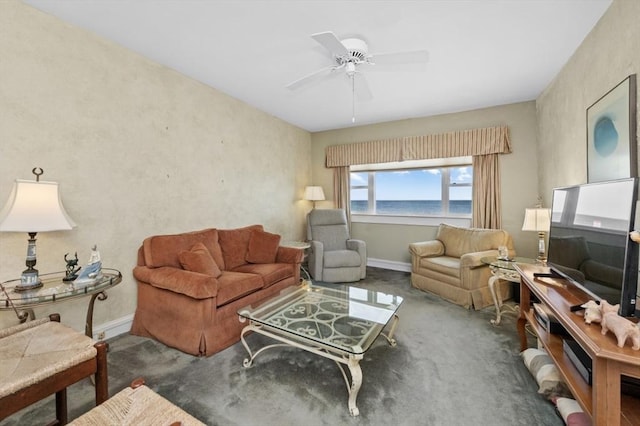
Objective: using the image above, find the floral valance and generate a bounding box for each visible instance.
[325,126,511,167]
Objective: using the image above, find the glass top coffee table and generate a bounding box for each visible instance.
[237,281,403,416]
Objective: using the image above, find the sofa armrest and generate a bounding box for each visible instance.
[133,266,219,299]
[275,246,304,264]
[460,250,498,268]
[409,240,445,258]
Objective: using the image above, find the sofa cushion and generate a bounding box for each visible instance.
[218,225,264,270]
[246,230,281,264]
[233,263,293,288]
[437,223,508,258]
[216,271,264,307]
[143,228,224,270]
[178,243,222,278]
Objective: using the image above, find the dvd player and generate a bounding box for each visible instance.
[563,338,640,398]
[533,303,569,336]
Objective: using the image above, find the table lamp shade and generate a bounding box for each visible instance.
[0,179,76,232]
[303,186,325,202]
[521,208,551,232]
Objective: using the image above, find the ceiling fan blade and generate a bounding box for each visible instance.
[311,31,349,57]
[367,50,429,71]
[285,65,337,90]
[353,74,373,101]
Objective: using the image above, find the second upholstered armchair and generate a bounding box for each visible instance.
[306,209,366,282]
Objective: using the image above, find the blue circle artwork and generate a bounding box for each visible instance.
[593,116,618,157]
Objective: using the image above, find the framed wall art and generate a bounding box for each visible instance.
[586,74,637,183]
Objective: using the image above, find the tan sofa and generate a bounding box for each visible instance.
[409,223,515,309]
[131,225,302,356]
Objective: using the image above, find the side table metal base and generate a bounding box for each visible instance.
[488,275,518,325]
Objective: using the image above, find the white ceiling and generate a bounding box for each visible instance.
[23,0,612,132]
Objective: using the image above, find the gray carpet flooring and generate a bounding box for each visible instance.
[2,267,563,426]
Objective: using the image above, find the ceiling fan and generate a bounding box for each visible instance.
[286,31,429,121]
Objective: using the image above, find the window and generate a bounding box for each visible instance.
[350,158,472,219]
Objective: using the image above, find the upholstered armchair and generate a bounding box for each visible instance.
[409,223,515,309]
[306,209,366,282]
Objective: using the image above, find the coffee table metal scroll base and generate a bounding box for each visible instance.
[239,314,399,417]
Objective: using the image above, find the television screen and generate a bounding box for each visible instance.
[547,178,638,317]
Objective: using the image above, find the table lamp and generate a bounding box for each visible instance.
[304,186,325,209]
[0,168,76,291]
[522,207,551,264]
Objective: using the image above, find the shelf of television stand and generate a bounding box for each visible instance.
[515,263,640,426]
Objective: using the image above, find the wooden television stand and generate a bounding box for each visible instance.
[515,263,640,426]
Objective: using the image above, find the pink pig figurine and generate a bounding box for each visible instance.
[599,300,640,350]
[581,300,602,324]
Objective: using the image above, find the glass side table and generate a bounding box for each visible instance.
[480,257,536,325]
[0,268,122,338]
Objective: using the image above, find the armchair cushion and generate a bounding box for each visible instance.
[246,230,281,264]
[438,224,509,258]
[324,250,362,268]
[179,243,222,278]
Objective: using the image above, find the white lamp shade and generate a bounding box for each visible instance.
[304,186,325,202]
[522,208,551,232]
[0,179,76,232]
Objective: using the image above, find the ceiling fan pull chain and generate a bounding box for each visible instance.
[352,75,356,123]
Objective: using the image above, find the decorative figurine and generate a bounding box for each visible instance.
[88,244,101,264]
[73,245,103,286]
[63,252,81,281]
[581,300,602,324]
[599,300,640,350]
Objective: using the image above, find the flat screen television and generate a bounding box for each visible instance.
[546,177,639,317]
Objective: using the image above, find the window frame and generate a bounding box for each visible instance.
[350,158,473,227]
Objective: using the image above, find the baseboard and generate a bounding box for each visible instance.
[367,258,411,273]
[93,313,134,340]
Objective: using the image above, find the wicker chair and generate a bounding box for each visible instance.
[0,314,108,424]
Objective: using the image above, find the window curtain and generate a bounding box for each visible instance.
[325,126,510,229]
[471,154,501,229]
[333,166,351,228]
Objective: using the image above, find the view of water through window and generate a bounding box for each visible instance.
[350,166,472,216]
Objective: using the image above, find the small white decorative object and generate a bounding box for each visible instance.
[74,245,103,286]
[599,300,640,350]
[581,300,602,325]
[88,244,101,264]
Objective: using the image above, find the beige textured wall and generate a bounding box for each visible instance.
[311,101,540,263]
[537,0,639,205]
[0,1,311,331]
